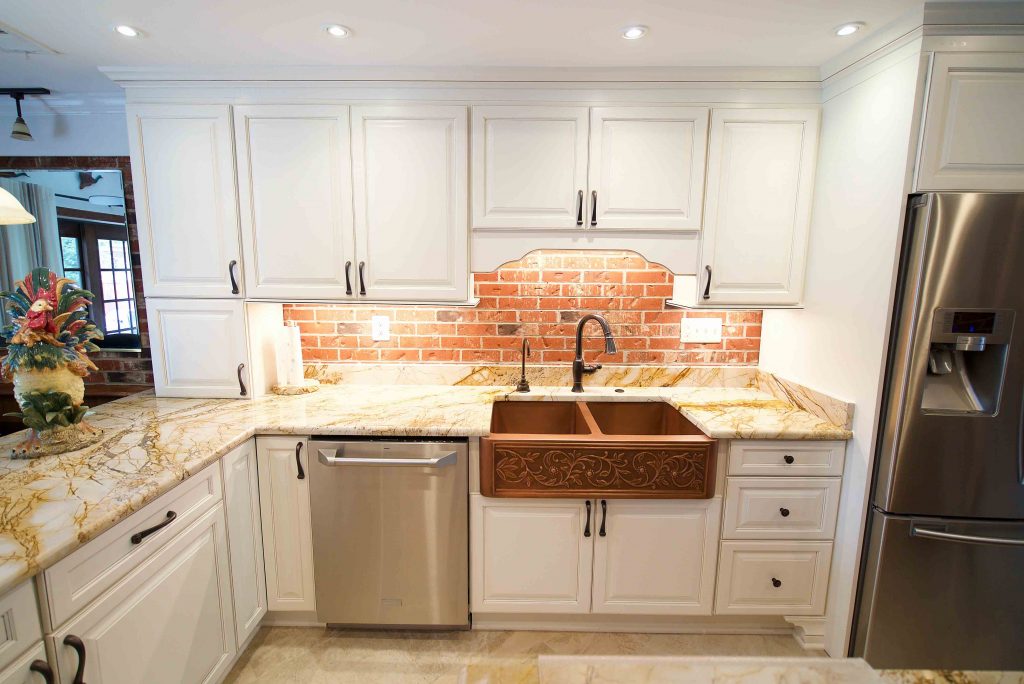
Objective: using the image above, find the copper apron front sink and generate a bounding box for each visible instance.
[481,401,716,499]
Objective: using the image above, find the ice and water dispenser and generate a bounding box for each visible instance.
[922,308,1014,415]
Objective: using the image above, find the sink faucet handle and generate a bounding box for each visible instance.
[583,363,602,374]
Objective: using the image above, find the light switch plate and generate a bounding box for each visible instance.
[680,317,723,344]
[371,315,390,341]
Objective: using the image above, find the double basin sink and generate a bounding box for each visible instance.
[480,401,717,499]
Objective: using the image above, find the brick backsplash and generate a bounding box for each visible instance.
[283,251,762,365]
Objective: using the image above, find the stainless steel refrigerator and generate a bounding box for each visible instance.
[852,193,1024,669]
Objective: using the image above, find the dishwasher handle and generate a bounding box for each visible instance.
[317,449,457,467]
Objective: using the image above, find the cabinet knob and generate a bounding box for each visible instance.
[779,507,791,517]
[771,577,782,588]
[783,454,795,464]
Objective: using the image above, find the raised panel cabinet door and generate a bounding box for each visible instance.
[472,106,589,229]
[234,105,356,299]
[50,505,237,684]
[222,439,267,646]
[146,298,250,398]
[470,495,594,614]
[591,497,721,616]
[588,107,709,231]
[126,104,242,298]
[351,105,469,301]
[918,52,1024,191]
[256,436,315,612]
[700,108,819,306]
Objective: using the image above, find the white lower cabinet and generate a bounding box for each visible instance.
[0,644,50,684]
[471,496,721,617]
[222,440,268,645]
[471,496,593,614]
[592,498,721,616]
[714,541,832,616]
[49,504,237,684]
[256,436,316,612]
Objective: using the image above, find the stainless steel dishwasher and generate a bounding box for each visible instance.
[308,437,469,628]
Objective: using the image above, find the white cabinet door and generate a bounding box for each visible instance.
[588,107,709,231]
[234,105,355,299]
[126,104,242,299]
[699,108,819,306]
[592,498,721,616]
[472,106,589,229]
[222,439,267,645]
[147,298,250,398]
[256,436,315,612]
[471,495,593,614]
[917,52,1024,191]
[351,105,469,301]
[715,541,832,616]
[50,505,237,684]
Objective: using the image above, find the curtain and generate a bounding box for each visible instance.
[0,179,62,326]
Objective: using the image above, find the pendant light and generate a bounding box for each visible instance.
[0,186,35,225]
[1,88,51,143]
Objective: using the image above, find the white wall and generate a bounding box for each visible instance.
[759,41,924,656]
[0,104,128,157]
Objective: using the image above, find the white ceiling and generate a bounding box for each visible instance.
[0,0,923,96]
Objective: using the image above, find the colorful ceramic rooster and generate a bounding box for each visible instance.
[1,268,104,456]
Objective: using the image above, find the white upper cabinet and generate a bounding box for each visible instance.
[351,106,469,301]
[472,106,589,230]
[234,105,356,299]
[588,107,709,231]
[917,52,1024,191]
[126,104,242,298]
[698,108,819,306]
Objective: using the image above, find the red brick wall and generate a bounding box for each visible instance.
[284,252,762,365]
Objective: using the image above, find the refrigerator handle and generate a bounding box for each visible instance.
[911,524,1024,547]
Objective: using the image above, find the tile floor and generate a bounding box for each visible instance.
[224,627,818,683]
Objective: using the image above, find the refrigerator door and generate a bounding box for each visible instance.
[853,510,1024,669]
[875,193,1024,519]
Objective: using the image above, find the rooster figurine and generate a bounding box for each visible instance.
[1,268,104,457]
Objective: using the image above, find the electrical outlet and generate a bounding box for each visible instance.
[371,315,390,341]
[680,317,723,344]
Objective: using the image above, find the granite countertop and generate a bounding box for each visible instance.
[0,382,851,596]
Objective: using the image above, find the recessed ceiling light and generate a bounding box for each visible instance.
[324,24,351,38]
[834,22,865,37]
[114,25,140,38]
[621,25,648,40]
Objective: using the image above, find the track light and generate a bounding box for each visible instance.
[1,89,50,143]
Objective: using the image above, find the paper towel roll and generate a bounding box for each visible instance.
[287,322,304,386]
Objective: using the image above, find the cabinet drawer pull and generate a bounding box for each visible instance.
[29,660,54,684]
[599,499,607,537]
[344,260,353,296]
[589,190,598,227]
[130,510,176,544]
[584,500,592,538]
[228,260,240,295]
[237,363,247,397]
[358,261,367,296]
[64,634,86,684]
[702,265,712,300]
[576,189,584,226]
[783,454,795,464]
[295,441,305,480]
[771,577,782,588]
[779,507,791,517]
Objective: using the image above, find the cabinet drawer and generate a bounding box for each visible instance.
[723,478,840,540]
[728,441,845,477]
[0,580,42,672]
[715,541,831,616]
[0,643,47,684]
[44,462,222,627]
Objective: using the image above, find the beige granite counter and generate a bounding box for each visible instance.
[0,381,850,596]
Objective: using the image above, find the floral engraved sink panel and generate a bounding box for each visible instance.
[480,401,717,499]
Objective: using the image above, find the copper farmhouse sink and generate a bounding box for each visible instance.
[480,401,716,499]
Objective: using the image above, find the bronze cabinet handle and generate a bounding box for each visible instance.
[599,499,607,537]
[783,454,795,464]
[295,441,305,480]
[779,507,791,517]
[63,635,86,684]
[130,510,176,544]
[29,660,54,684]
[576,189,584,226]
[702,265,712,300]
[590,190,598,227]
[583,500,592,538]
[237,363,247,397]
[344,261,353,296]
[228,260,240,295]
[771,577,782,588]
[358,261,367,296]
